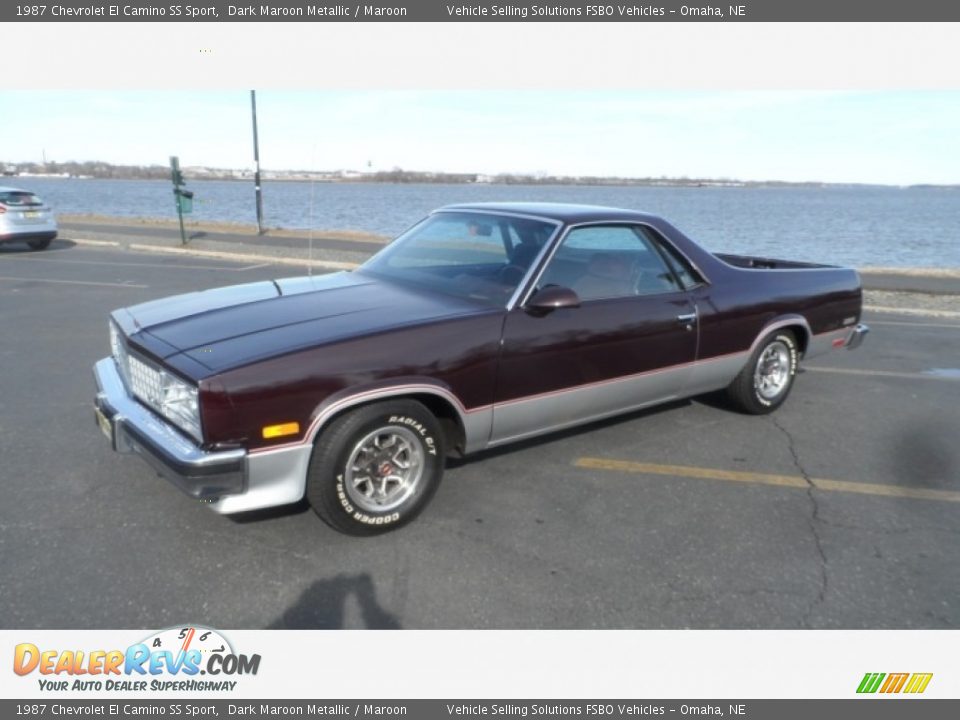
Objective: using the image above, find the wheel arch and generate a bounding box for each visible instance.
[751,314,811,356]
[304,383,476,457]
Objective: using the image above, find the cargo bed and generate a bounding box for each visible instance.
[715,253,835,271]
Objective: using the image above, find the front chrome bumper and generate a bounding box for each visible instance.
[93,357,246,501]
[845,323,870,350]
[93,357,313,514]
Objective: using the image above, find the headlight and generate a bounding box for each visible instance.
[109,321,128,382]
[109,320,122,358]
[158,373,202,441]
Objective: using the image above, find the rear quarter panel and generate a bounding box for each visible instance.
[693,265,863,361]
[645,216,863,360]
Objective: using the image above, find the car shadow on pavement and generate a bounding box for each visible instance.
[691,372,806,413]
[691,390,739,412]
[0,238,77,255]
[227,498,312,524]
[267,573,402,629]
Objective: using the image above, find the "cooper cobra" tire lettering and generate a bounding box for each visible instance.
[335,474,355,513]
[352,512,401,525]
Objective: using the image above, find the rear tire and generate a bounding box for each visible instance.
[726,330,799,414]
[306,400,445,536]
[27,238,52,251]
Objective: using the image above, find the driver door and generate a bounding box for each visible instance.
[490,224,698,445]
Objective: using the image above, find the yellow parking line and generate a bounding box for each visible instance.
[574,458,960,504]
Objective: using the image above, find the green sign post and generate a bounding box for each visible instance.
[170,155,193,245]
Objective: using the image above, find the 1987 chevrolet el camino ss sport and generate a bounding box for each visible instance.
[94,203,869,535]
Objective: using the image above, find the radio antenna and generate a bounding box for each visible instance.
[308,144,316,277]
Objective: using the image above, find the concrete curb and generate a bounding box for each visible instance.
[70,238,120,247]
[127,243,359,271]
[71,237,359,270]
[860,267,960,279]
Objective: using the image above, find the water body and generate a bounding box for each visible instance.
[15,177,960,268]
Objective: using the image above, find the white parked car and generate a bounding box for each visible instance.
[0,186,58,250]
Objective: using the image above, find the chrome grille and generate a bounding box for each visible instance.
[127,353,164,407]
[111,322,163,410]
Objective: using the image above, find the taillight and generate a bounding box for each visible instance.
[0,206,6,214]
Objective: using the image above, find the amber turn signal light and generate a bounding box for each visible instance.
[262,422,300,439]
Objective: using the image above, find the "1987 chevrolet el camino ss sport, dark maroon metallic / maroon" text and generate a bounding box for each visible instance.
[94,203,868,534]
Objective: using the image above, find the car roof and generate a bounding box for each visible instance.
[0,186,38,193]
[436,201,664,225]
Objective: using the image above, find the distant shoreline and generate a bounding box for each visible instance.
[5,166,958,190]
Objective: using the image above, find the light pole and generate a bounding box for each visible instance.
[251,90,265,235]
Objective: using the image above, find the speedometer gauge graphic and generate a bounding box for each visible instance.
[140,625,234,660]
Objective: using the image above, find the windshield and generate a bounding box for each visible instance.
[359,211,558,306]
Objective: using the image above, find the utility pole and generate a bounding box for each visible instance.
[251,90,265,235]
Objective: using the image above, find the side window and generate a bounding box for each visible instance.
[538,225,683,300]
[638,226,705,290]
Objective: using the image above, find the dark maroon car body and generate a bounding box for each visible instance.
[94,203,867,525]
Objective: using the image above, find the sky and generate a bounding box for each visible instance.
[2,90,959,185]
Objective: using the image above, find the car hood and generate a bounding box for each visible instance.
[115,271,488,374]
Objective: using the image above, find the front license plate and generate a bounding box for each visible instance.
[95,407,112,440]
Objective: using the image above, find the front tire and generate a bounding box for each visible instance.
[27,237,53,251]
[306,400,445,535]
[726,330,799,414]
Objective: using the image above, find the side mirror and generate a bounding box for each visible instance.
[524,285,581,313]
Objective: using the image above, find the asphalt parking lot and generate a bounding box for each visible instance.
[1,240,958,629]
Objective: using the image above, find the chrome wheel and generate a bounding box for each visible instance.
[754,340,792,400]
[308,399,445,535]
[344,426,425,513]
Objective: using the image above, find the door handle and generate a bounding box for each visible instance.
[677,313,697,325]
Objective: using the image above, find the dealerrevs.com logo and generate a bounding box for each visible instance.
[857,672,933,695]
[13,626,260,693]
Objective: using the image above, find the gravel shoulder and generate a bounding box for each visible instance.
[864,290,960,317]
